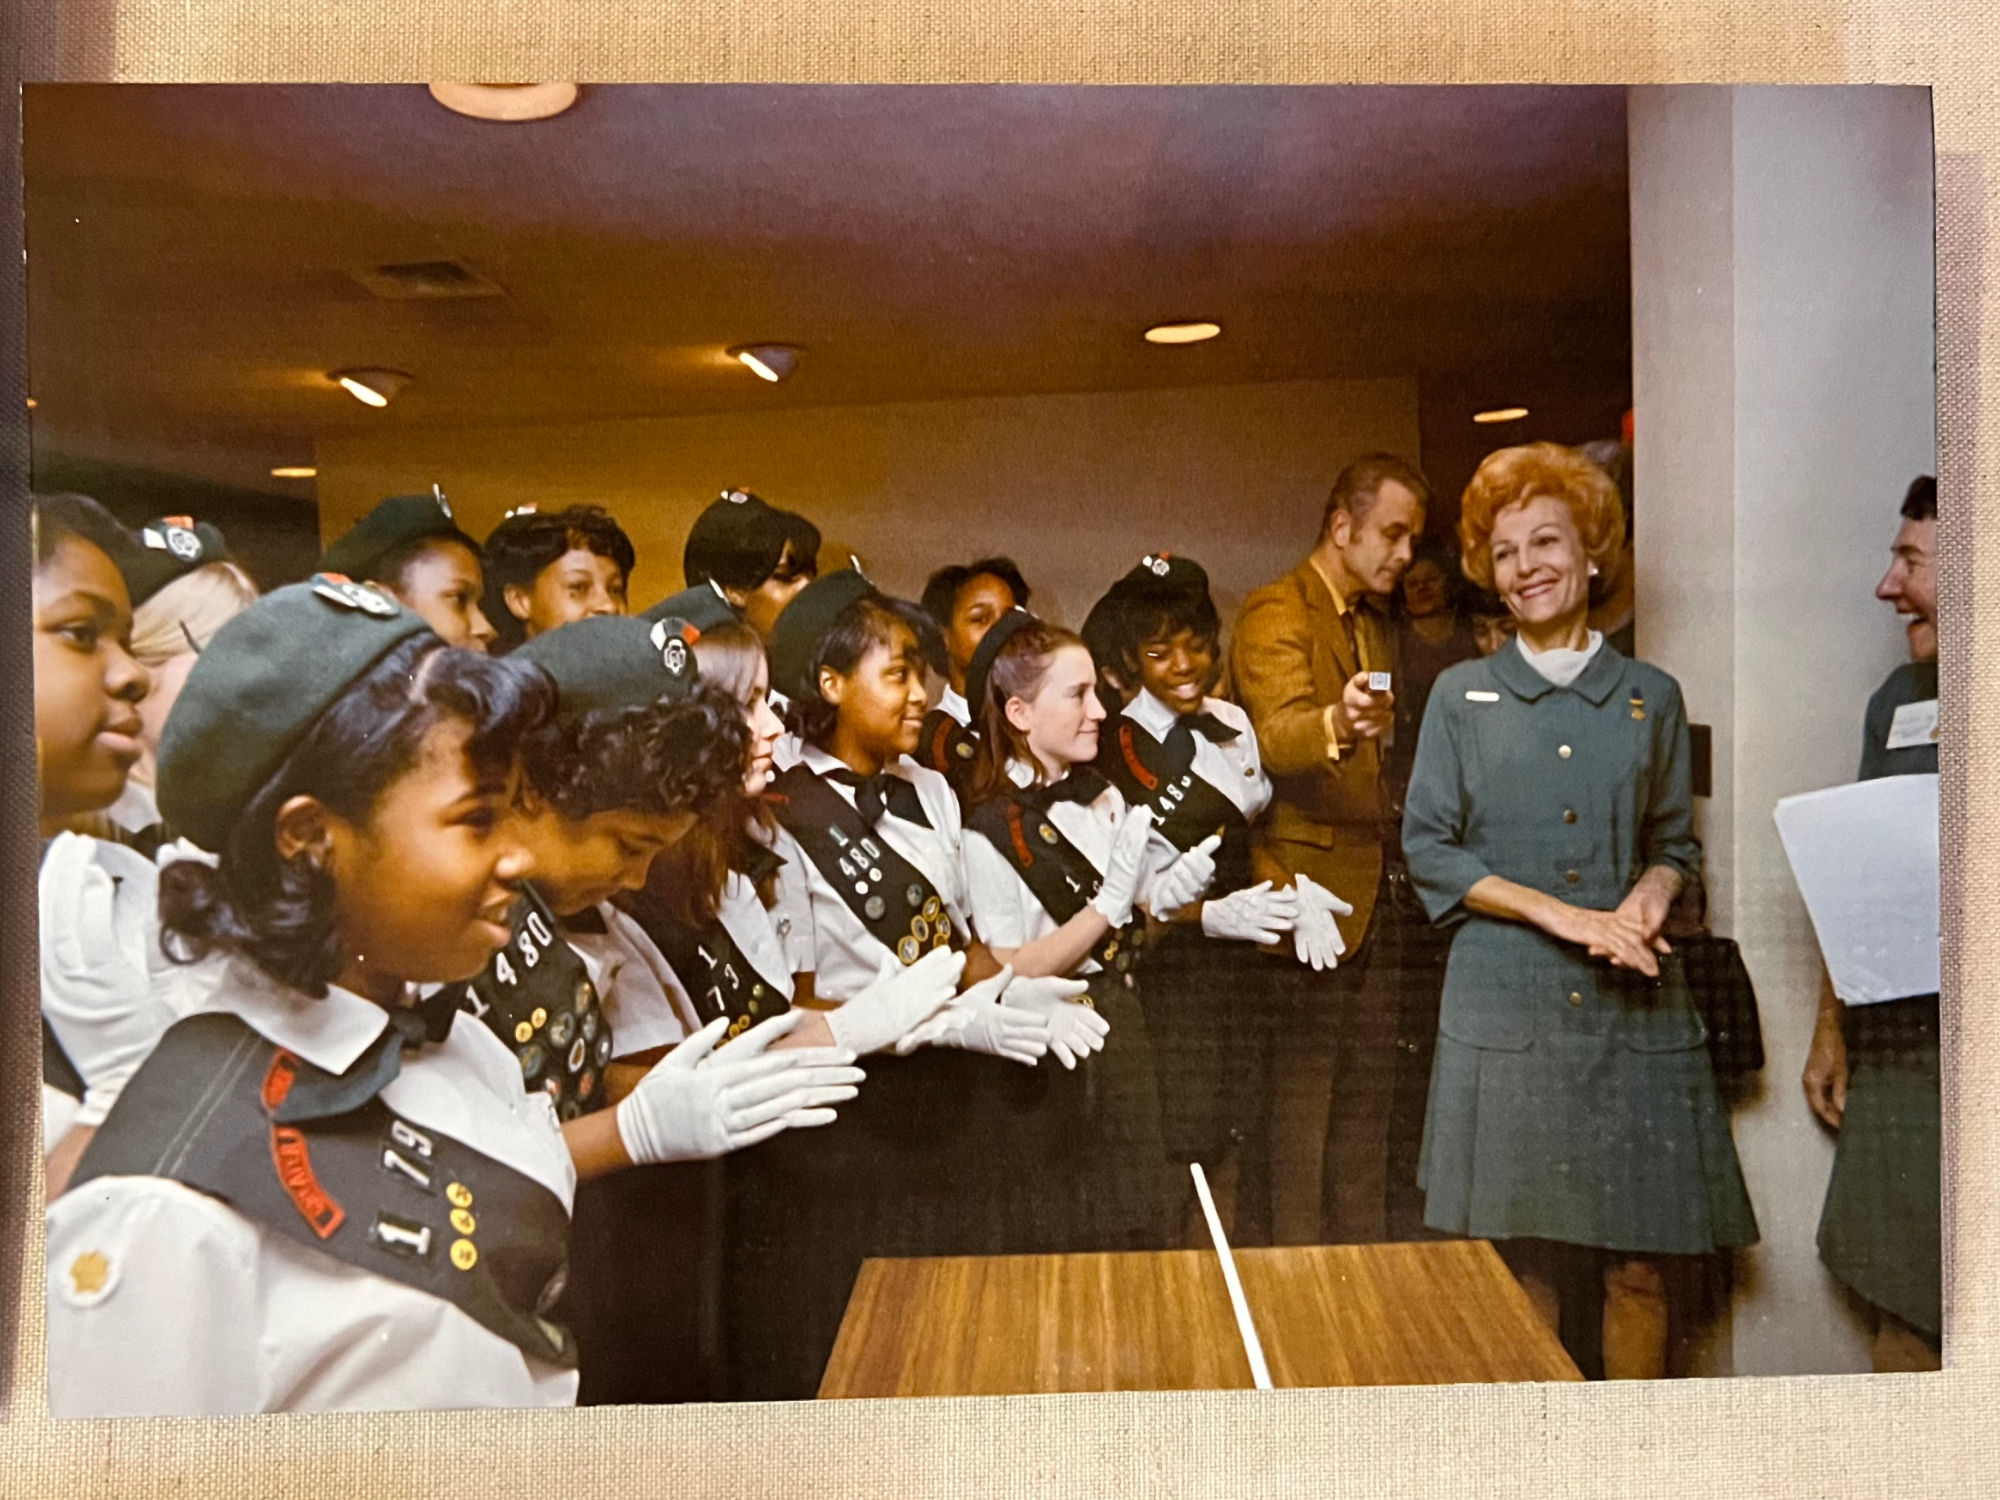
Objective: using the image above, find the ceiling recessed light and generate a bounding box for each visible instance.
[270,465,318,479]
[1144,321,1222,345]
[1473,406,1530,424]
[427,83,580,122]
[331,369,412,408]
[729,344,800,383]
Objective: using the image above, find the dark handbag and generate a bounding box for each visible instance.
[1674,934,1766,1075]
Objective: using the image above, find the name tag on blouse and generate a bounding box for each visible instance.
[1886,698,1940,750]
[1465,690,1501,703]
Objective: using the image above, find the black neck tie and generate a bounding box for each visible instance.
[1163,711,1237,777]
[1023,766,1109,811]
[827,767,932,829]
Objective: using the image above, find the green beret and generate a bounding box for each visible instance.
[511,615,701,725]
[157,576,433,851]
[1083,551,1212,670]
[321,488,477,581]
[639,581,742,634]
[964,606,1038,718]
[766,568,880,702]
[683,488,821,590]
[123,515,231,605]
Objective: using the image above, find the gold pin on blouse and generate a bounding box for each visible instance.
[1630,694,1646,721]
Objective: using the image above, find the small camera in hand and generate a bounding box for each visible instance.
[1367,672,1393,694]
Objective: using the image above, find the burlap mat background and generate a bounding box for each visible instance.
[2,3,1992,1493]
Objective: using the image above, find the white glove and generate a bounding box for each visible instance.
[992,973,1104,1070]
[1199,881,1300,944]
[40,833,179,1127]
[825,946,965,1054]
[894,965,1051,1066]
[615,1011,864,1164]
[1041,1001,1111,1070]
[1090,805,1155,927]
[1291,872,1354,971]
[1148,832,1222,919]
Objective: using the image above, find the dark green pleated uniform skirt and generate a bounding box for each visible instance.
[1817,995,1941,1339]
[1417,930,1759,1257]
[721,984,1170,1401]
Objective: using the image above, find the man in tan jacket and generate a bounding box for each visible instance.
[1232,451,1429,1243]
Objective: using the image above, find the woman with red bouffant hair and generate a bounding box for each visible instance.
[1402,442,1757,1379]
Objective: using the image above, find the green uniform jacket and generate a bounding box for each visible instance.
[1401,639,1757,1253]
[1401,640,1702,1049]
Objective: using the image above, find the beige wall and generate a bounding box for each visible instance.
[1632,84,1938,1376]
[315,377,1420,635]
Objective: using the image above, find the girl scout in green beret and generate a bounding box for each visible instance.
[1087,553,1348,1241]
[495,613,868,1401]
[723,570,1090,1399]
[1401,444,1757,1379]
[322,488,497,653]
[956,609,1229,1254]
[913,556,1032,781]
[111,514,259,849]
[45,581,856,1415]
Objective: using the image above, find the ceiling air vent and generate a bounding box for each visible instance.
[350,259,506,300]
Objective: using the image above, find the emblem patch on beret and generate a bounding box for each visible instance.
[312,573,401,618]
[1144,552,1172,577]
[724,488,751,504]
[143,522,203,561]
[649,617,696,678]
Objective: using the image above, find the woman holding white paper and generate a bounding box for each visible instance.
[1400,443,1757,1380]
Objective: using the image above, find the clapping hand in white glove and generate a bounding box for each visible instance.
[1147,832,1223,919]
[1290,872,1354,971]
[994,973,1105,1070]
[826,946,965,1054]
[615,1010,864,1165]
[894,964,1051,1067]
[1199,881,1300,945]
[1090,805,1155,927]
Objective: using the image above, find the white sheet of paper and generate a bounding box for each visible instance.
[1773,773,1939,1005]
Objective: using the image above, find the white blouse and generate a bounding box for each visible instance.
[587,874,796,1058]
[1118,689,1273,824]
[46,955,579,1416]
[960,761,1174,976]
[769,746,972,1002]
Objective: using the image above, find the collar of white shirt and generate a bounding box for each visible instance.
[937,685,971,727]
[181,955,392,1076]
[1005,757,1038,789]
[1125,688,1185,741]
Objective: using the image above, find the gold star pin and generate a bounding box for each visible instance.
[68,1251,109,1297]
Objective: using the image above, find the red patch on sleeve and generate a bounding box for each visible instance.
[260,1050,300,1113]
[1006,802,1035,867]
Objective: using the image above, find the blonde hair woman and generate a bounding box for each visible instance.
[117,550,258,842]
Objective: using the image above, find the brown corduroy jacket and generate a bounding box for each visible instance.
[1228,558,1396,950]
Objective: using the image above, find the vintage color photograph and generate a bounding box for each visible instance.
[24,81,1940,1412]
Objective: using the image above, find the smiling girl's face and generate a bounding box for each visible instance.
[1489,494,1591,632]
[315,719,538,986]
[1133,626,1216,717]
[739,652,786,795]
[1007,642,1105,778]
[509,547,627,640]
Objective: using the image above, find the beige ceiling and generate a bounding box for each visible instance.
[24,84,1631,494]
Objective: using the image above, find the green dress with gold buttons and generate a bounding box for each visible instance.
[1401,641,1759,1254]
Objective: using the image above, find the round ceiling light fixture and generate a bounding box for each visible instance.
[427,83,580,123]
[729,345,801,383]
[270,465,318,479]
[1473,406,1530,424]
[330,369,413,408]
[1143,321,1222,345]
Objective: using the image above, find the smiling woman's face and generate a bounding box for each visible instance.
[1489,494,1591,632]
